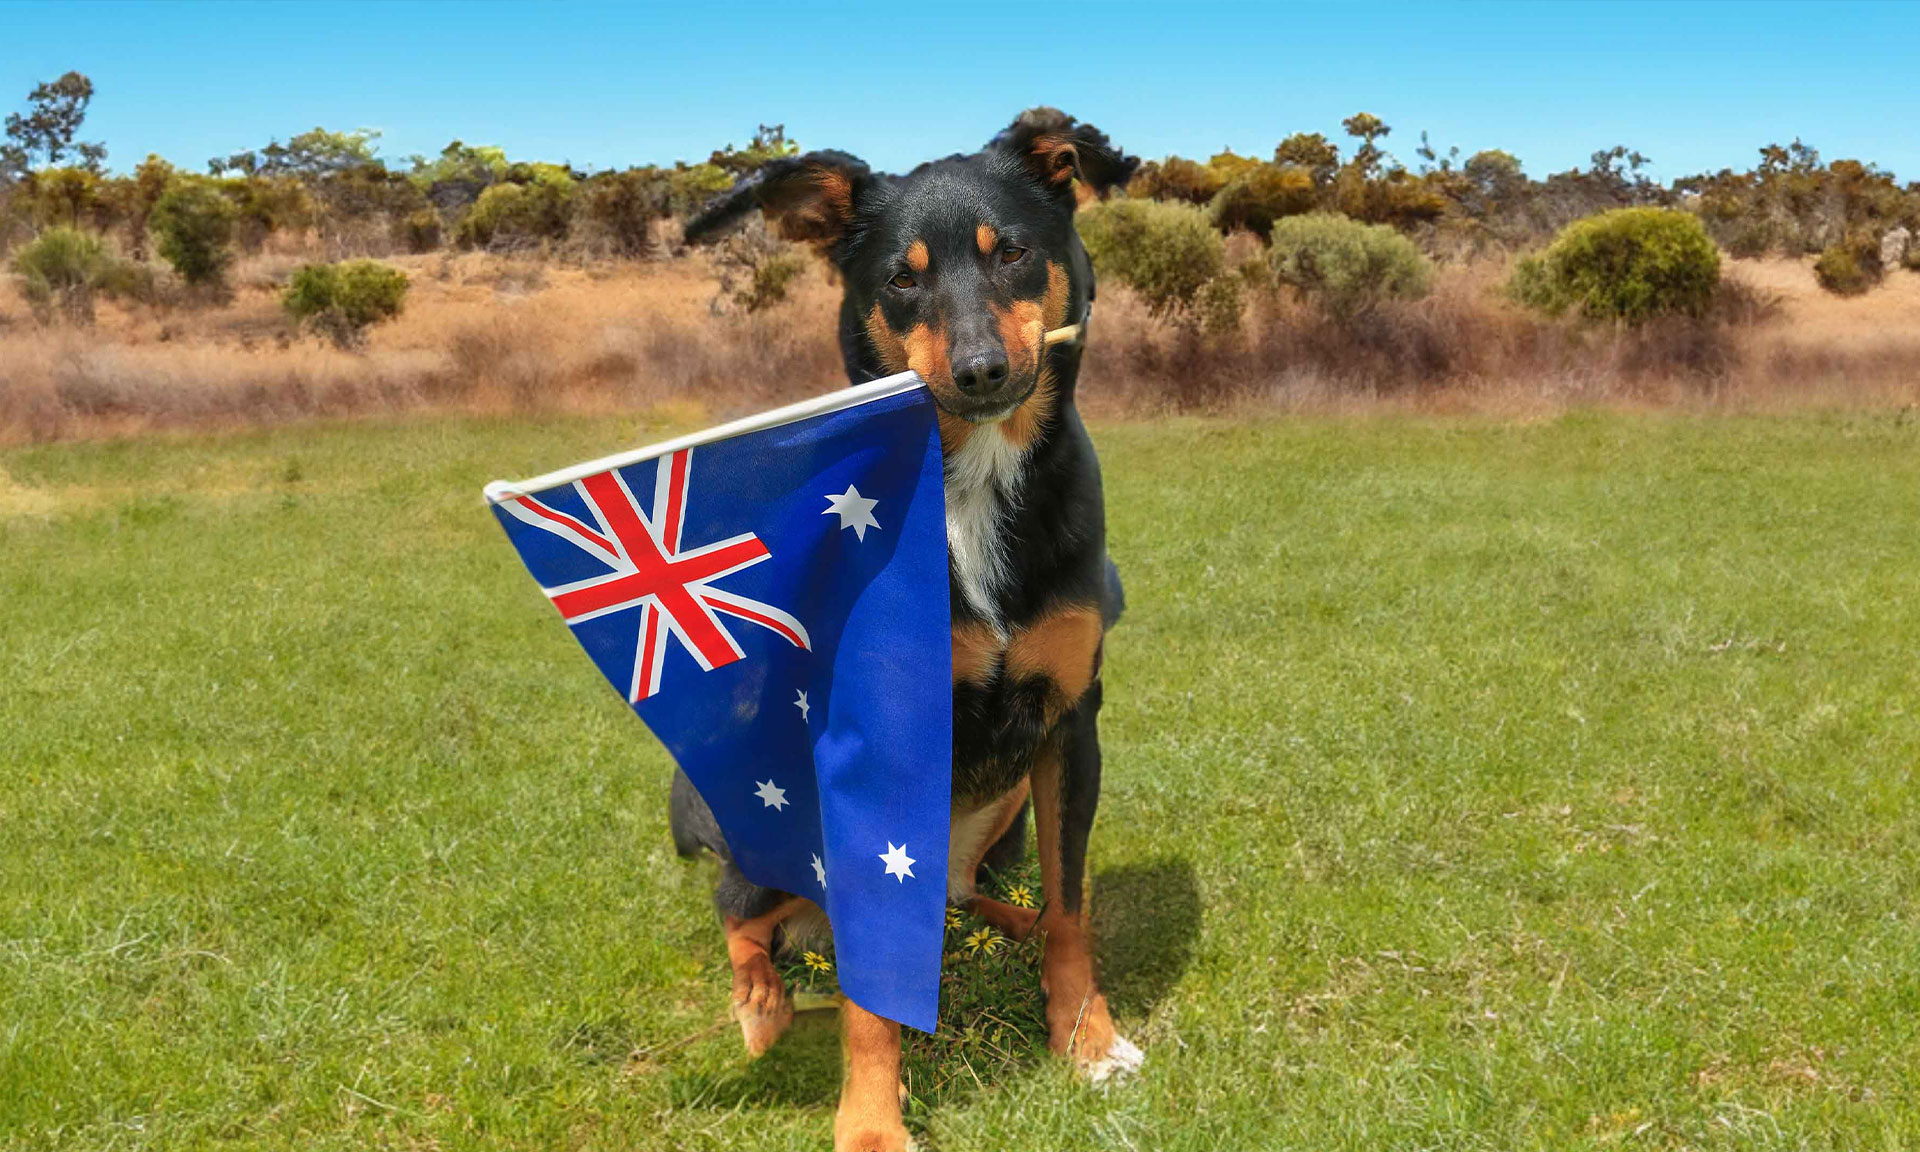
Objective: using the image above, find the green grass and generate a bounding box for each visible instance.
[6,409,1920,1150]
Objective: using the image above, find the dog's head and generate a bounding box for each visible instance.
[686,109,1135,430]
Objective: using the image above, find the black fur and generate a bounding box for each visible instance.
[674,108,1132,928]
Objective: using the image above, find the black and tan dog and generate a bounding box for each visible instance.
[677,107,1139,1152]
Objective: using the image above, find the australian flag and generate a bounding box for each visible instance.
[483,376,951,1032]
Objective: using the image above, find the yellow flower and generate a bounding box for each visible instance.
[1004,883,1036,908]
[963,928,1004,957]
[802,950,833,973]
[945,907,964,930]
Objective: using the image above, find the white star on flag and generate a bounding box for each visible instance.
[754,779,789,810]
[878,841,916,882]
[823,485,881,542]
[812,853,827,888]
[794,689,810,721]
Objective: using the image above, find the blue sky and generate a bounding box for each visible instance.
[4,1,1918,182]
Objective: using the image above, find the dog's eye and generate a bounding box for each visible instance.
[1000,246,1029,265]
[890,271,917,289]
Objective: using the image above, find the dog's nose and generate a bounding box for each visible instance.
[953,350,1010,396]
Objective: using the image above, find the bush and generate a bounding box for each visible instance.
[1208,164,1317,238]
[1813,233,1883,297]
[454,168,574,249]
[1267,212,1433,320]
[148,180,237,286]
[1076,198,1226,317]
[282,260,409,347]
[398,209,442,253]
[10,225,148,322]
[1508,207,1719,323]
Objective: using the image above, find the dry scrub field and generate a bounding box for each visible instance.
[3,249,1920,444]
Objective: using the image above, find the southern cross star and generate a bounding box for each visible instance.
[753,779,789,810]
[794,689,810,721]
[812,853,827,888]
[878,841,916,882]
[822,485,881,542]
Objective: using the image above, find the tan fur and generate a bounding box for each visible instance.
[1029,135,1081,186]
[1004,601,1104,723]
[999,261,1070,450]
[905,239,929,273]
[976,222,999,256]
[836,999,908,1152]
[724,897,803,1055]
[951,619,1002,686]
[1029,748,1121,1067]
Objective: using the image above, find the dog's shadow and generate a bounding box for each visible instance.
[1091,856,1202,1020]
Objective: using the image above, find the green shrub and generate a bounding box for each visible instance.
[1208,164,1317,238]
[1812,233,1883,297]
[1267,212,1433,320]
[148,180,236,286]
[10,225,147,322]
[1075,198,1226,317]
[282,260,409,347]
[454,168,574,249]
[1508,207,1720,323]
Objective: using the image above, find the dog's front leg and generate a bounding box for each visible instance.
[1030,688,1141,1081]
[835,998,907,1152]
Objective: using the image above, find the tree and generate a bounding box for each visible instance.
[1341,112,1391,178]
[4,71,107,171]
[1273,132,1340,187]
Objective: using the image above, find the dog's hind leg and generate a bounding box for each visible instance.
[1031,682,1143,1082]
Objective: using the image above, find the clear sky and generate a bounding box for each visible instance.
[4,0,1918,182]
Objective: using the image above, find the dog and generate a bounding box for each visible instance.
[676,107,1139,1152]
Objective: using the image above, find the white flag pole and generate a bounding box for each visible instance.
[484,324,1086,505]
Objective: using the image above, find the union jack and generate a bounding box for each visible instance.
[498,448,811,701]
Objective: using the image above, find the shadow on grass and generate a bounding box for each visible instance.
[1092,856,1202,1018]
[665,1008,844,1110]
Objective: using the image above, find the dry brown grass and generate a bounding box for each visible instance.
[3,248,1918,444]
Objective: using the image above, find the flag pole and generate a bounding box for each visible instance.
[485,324,1087,505]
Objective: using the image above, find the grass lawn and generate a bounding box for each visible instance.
[5,409,1920,1150]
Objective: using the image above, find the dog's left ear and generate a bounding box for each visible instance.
[993,107,1138,204]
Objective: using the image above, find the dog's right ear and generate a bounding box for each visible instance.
[682,150,872,254]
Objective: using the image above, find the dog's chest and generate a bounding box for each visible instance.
[944,427,1027,627]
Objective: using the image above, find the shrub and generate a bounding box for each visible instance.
[10,225,148,322]
[399,208,442,253]
[576,168,669,257]
[1208,164,1317,238]
[1813,232,1883,297]
[454,168,574,249]
[1075,198,1225,317]
[1508,207,1720,323]
[148,180,236,286]
[1267,212,1433,320]
[282,259,409,347]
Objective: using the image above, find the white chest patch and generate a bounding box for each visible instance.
[944,426,1026,627]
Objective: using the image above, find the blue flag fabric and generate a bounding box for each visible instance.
[485,381,951,1031]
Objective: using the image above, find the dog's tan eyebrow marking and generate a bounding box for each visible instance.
[906,240,929,273]
[976,223,998,256]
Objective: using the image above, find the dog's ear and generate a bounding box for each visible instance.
[683,150,872,252]
[993,107,1138,203]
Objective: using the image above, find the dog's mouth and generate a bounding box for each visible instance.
[930,376,1038,424]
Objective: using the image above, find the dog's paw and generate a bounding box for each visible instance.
[1082,1033,1144,1086]
[729,952,792,1056]
[833,1121,911,1152]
